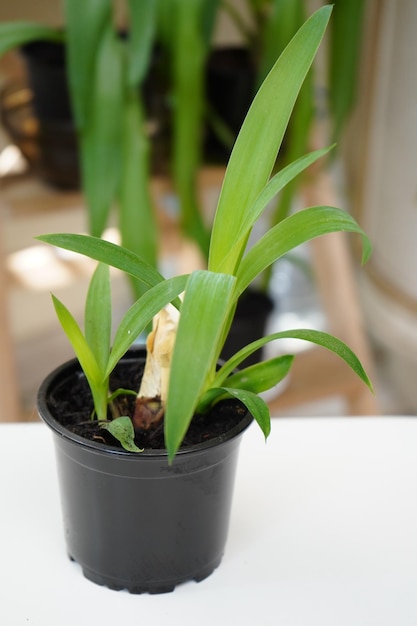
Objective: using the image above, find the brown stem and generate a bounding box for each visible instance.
[133,396,164,431]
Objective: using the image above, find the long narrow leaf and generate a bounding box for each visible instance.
[244,147,333,237]
[85,263,111,373]
[107,275,188,375]
[208,5,332,273]
[119,90,157,298]
[165,270,236,459]
[193,383,272,440]
[37,234,166,288]
[201,0,221,46]
[170,0,210,259]
[216,328,373,392]
[222,355,294,393]
[217,146,333,274]
[51,295,102,387]
[0,22,63,57]
[235,205,371,297]
[222,388,271,439]
[196,355,294,413]
[80,27,124,237]
[127,0,157,87]
[63,0,112,129]
[329,0,365,144]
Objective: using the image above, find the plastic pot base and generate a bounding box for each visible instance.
[73,554,223,594]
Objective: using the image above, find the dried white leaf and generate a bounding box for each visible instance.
[138,304,179,403]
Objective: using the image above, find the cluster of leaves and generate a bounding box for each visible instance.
[39,6,372,461]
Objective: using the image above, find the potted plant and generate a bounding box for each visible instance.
[36,6,373,594]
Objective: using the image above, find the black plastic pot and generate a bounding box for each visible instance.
[37,348,252,594]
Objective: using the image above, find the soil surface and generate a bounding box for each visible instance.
[46,357,248,451]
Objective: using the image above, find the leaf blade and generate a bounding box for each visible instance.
[208,5,333,273]
[235,206,371,297]
[80,27,124,237]
[51,295,102,384]
[85,263,111,374]
[51,294,109,419]
[63,0,112,129]
[222,355,294,393]
[119,90,157,298]
[0,22,63,57]
[101,416,143,452]
[37,234,166,288]
[196,355,294,414]
[217,328,374,392]
[165,270,236,460]
[218,146,333,273]
[222,388,271,440]
[126,0,157,86]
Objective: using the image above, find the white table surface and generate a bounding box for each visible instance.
[1,417,417,626]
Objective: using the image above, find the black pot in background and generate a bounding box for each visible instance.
[204,47,255,164]
[141,43,172,176]
[16,40,173,185]
[18,40,80,188]
[37,348,252,594]
[20,40,72,122]
[221,289,274,368]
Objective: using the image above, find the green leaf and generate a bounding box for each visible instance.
[194,385,272,440]
[217,328,374,392]
[155,0,175,47]
[235,205,372,297]
[51,295,101,385]
[218,146,333,274]
[37,234,166,289]
[208,5,332,274]
[101,416,143,452]
[0,22,63,57]
[119,90,157,299]
[196,355,294,413]
[222,355,294,393]
[329,0,365,144]
[245,147,333,236]
[222,388,271,440]
[170,0,210,259]
[165,270,236,460]
[107,274,188,375]
[63,0,112,129]
[80,27,124,237]
[108,388,136,403]
[201,0,221,46]
[51,294,108,419]
[85,263,111,373]
[127,0,157,86]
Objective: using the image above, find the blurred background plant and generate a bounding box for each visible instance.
[0,0,365,272]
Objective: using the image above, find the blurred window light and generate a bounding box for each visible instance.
[0,145,27,177]
[7,245,74,291]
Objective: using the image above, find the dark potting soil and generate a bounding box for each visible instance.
[46,357,248,451]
